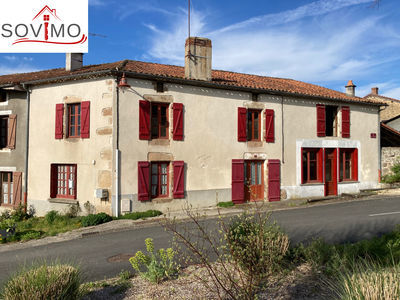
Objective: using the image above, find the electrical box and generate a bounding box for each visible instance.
[95,189,108,199]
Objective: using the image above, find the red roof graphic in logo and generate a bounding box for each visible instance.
[33,5,61,21]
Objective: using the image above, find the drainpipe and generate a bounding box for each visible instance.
[22,84,30,211]
[115,82,120,217]
[281,96,285,164]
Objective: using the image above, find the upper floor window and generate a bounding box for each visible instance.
[0,90,6,103]
[68,103,81,138]
[317,104,350,138]
[0,114,16,150]
[151,103,169,139]
[0,116,7,148]
[247,109,261,141]
[325,105,338,137]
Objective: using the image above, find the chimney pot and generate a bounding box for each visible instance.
[345,80,356,97]
[371,87,379,95]
[66,53,83,71]
[185,37,212,81]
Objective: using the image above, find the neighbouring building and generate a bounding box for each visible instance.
[0,38,383,216]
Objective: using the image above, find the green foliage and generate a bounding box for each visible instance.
[65,204,81,218]
[227,213,289,277]
[81,213,112,227]
[382,163,400,183]
[119,210,162,220]
[45,210,60,225]
[217,201,234,208]
[129,238,179,283]
[19,231,43,241]
[1,263,82,300]
[10,204,30,222]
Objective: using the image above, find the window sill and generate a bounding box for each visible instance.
[247,141,263,147]
[301,182,324,186]
[152,197,173,204]
[0,149,11,153]
[338,180,359,184]
[48,198,78,205]
[149,139,170,146]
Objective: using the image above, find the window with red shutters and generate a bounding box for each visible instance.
[0,172,13,206]
[173,161,184,198]
[0,115,17,149]
[50,164,77,199]
[173,103,184,141]
[339,148,358,181]
[342,106,350,138]
[138,161,150,201]
[265,109,274,142]
[68,103,81,138]
[238,107,247,142]
[302,148,323,184]
[151,162,169,198]
[232,159,245,204]
[151,103,169,139]
[247,109,261,141]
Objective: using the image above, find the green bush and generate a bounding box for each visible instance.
[382,163,400,183]
[217,201,234,208]
[1,263,82,300]
[119,210,162,220]
[227,213,289,277]
[81,212,112,227]
[129,238,179,283]
[45,210,60,225]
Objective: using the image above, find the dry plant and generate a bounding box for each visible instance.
[162,201,289,300]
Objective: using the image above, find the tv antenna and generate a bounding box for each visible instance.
[89,32,108,38]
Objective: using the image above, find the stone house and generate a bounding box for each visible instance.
[0,37,382,216]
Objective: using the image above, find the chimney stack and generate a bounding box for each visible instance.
[185,37,212,81]
[345,80,356,97]
[66,53,83,71]
[371,87,379,95]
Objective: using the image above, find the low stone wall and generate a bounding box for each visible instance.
[381,147,400,176]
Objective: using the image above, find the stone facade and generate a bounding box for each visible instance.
[381,147,400,176]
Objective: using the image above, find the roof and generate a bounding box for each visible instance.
[0,59,382,105]
[381,123,400,147]
[364,93,400,121]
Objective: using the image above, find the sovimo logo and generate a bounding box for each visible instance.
[0,0,88,53]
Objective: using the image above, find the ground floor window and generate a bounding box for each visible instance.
[302,148,323,183]
[339,148,358,181]
[151,162,169,198]
[0,172,12,205]
[51,164,77,199]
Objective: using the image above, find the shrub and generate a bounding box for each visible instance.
[10,204,29,222]
[217,201,234,208]
[119,210,162,220]
[129,238,179,283]
[0,218,16,242]
[1,263,82,300]
[382,163,400,183]
[81,212,112,227]
[65,204,81,218]
[45,210,60,225]
[227,213,289,277]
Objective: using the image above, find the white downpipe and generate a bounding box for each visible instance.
[115,149,120,217]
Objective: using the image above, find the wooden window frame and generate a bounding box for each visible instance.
[52,164,77,199]
[339,148,357,182]
[151,102,169,139]
[302,148,323,184]
[325,105,338,137]
[0,116,8,149]
[247,109,261,141]
[67,103,81,138]
[151,162,169,199]
[0,172,13,206]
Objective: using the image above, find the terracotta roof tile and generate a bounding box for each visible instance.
[0,59,381,105]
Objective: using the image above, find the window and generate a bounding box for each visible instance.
[0,90,6,102]
[68,103,81,138]
[325,106,338,136]
[302,148,323,183]
[151,162,169,198]
[339,148,358,181]
[247,109,261,141]
[51,164,77,199]
[0,172,13,205]
[0,116,7,149]
[151,103,169,139]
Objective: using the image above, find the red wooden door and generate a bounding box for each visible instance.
[268,159,281,202]
[324,148,337,196]
[244,161,264,201]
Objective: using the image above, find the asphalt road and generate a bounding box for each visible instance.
[0,196,399,286]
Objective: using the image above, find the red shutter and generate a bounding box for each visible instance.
[173,161,185,198]
[342,106,350,138]
[173,103,184,141]
[7,114,16,149]
[50,165,57,198]
[81,101,90,139]
[265,109,274,143]
[138,161,150,201]
[232,159,245,204]
[318,149,324,182]
[12,172,22,206]
[352,148,358,181]
[316,104,325,137]
[238,107,247,142]
[139,100,151,140]
[55,104,64,139]
[268,159,281,202]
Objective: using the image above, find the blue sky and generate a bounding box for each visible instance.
[1,0,400,98]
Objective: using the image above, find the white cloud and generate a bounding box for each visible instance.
[0,65,38,75]
[89,0,107,6]
[4,56,17,62]
[356,81,400,98]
